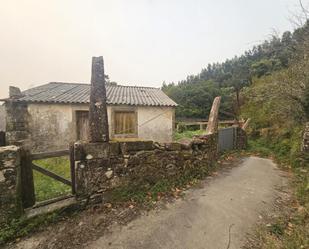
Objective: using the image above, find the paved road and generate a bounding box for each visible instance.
[89,157,287,249]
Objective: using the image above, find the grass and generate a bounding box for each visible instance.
[1,157,75,245]
[33,156,72,202]
[0,205,81,246]
[245,137,309,249]
[174,130,204,141]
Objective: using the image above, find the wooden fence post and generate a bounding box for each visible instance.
[69,143,76,195]
[20,148,35,208]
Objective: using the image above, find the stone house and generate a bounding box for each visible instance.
[3,82,177,152]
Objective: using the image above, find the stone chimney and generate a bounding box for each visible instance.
[9,86,23,99]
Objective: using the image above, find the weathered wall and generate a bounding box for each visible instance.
[0,146,22,225]
[73,134,218,203]
[25,103,175,152]
[5,101,30,147]
[27,103,75,152]
[0,104,6,132]
[235,127,247,150]
[137,106,174,143]
[302,122,309,153]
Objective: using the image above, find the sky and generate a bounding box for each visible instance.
[0,0,305,99]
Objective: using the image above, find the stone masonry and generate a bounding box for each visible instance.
[74,134,218,203]
[235,126,247,150]
[0,146,22,225]
[5,101,30,147]
[302,122,309,153]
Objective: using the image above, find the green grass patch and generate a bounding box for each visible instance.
[0,206,81,246]
[0,211,63,245]
[174,130,204,141]
[33,157,71,202]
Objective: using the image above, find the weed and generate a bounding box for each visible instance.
[246,135,309,249]
[173,130,204,141]
[33,156,71,202]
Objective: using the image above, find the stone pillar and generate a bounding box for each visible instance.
[302,122,309,153]
[205,96,221,134]
[0,146,23,224]
[89,56,109,143]
[5,100,30,147]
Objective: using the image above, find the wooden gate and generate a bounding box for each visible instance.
[0,131,5,146]
[21,146,76,208]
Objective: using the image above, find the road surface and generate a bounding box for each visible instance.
[88,157,287,249]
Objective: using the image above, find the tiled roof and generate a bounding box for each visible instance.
[16,82,177,107]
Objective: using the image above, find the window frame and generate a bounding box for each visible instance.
[111,106,138,138]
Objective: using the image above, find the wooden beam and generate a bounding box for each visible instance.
[242,118,251,130]
[20,148,35,208]
[32,163,72,186]
[69,144,76,194]
[31,150,69,160]
[89,56,109,143]
[205,96,221,134]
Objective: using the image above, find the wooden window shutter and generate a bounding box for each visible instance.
[114,111,136,135]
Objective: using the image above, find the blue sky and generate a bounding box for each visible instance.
[0,0,305,98]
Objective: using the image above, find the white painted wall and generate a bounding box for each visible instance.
[27,103,175,151]
[137,106,174,142]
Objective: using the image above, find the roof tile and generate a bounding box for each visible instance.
[18,82,177,107]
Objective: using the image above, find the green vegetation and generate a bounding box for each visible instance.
[162,30,296,119]
[0,210,67,245]
[246,138,309,249]
[108,157,216,206]
[239,26,309,246]
[1,157,75,245]
[173,129,204,141]
[33,157,71,202]
[164,16,309,248]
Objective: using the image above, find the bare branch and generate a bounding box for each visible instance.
[299,0,309,20]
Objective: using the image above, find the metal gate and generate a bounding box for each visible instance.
[218,127,235,152]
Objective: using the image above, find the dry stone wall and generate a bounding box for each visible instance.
[0,146,22,225]
[302,122,309,153]
[235,127,247,150]
[74,134,218,202]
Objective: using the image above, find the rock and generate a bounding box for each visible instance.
[86,154,93,160]
[105,170,113,179]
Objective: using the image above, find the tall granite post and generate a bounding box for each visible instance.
[89,56,109,142]
[205,96,221,134]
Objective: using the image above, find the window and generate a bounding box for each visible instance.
[76,111,89,141]
[114,111,137,136]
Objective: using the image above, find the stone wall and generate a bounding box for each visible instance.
[74,134,218,202]
[0,105,6,132]
[302,122,309,153]
[235,127,247,150]
[5,101,30,147]
[0,146,22,225]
